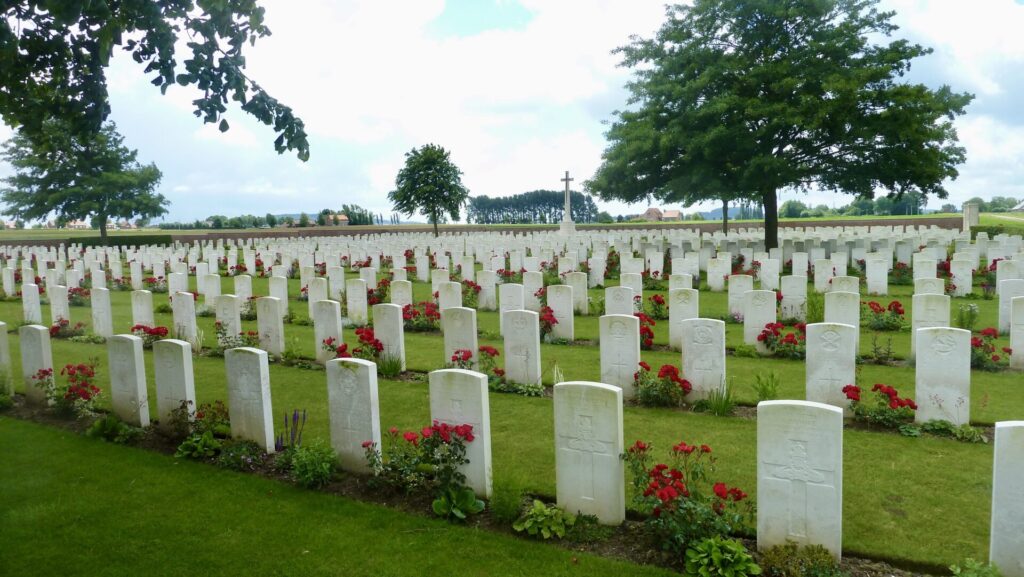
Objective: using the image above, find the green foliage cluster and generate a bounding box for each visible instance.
[513,500,576,540]
[85,414,143,444]
[950,559,1002,577]
[467,190,599,224]
[685,537,761,577]
[217,440,267,472]
[759,542,843,577]
[389,144,469,237]
[290,439,337,489]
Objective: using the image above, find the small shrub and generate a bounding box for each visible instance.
[751,372,780,402]
[971,328,1010,371]
[696,386,736,417]
[634,362,691,407]
[0,391,12,411]
[920,420,988,444]
[685,537,761,577]
[432,486,485,521]
[488,479,523,525]
[843,384,916,430]
[564,514,615,544]
[956,304,980,331]
[759,542,841,577]
[861,300,906,331]
[377,354,404,378]
[950,559,1002,577]
[176,430,222,459]
[291,439,337,488]
[86,414,143,444]
[733,344,760,358]
[513,500,576,539]
[217,440,267,471]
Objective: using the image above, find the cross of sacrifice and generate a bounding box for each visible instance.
[561,171,573,222]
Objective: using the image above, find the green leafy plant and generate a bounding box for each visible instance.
[696,386,736,417]
[564,514,615,544]
[634,362,692,407]
[0,391,12,411]
[86,414,143,444]
[175,430,222,459]
[685,536,761,577]
[432,486,485,521]
[843,384,916,430]
[920,420,988,444]
[217,440,267,472]
[956,303,980,331]
[804,292,824,324]
[950,559,1002,577]
[377,354,404,378]
[290,439,337,489]
[751,372,780,402]
[759,542,843,577]
[488,479,524,525]
[513,500,576,540]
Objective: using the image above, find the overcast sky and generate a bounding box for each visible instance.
[3,0,1024,222]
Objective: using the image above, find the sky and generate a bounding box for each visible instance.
[3,0,1024,222]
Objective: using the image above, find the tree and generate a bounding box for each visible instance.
[265,213,278,227]
[779,200,809,219]
[1,121,167,238]
[315,212,327,226]
[389,144,469,237]
[298,212,310,227]
[587,0,971,248]
[1,1,308,160]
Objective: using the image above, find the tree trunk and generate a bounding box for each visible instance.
[721,199,729,235]
[761,188,779,249]
[432,217,439,238]
[98,216,109,241]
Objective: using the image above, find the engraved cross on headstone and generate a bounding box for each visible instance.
[766,439,834,539]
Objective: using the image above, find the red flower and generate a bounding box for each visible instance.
[700,444,711,454]
[981,327,998,339]
[403,431,419,446]
[638,361,651,372]
[478,345,499,358]
[713,482,728,499]
[360,440,374,449]
[629,440,649,454]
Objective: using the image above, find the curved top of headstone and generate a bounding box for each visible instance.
[225,346,267,360]
[554,380,623,401]
[757,399,843,416]
[152,338,190,352]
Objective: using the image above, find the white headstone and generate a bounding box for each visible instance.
[442,307,479,369]
[153,339,195,428]
[108,334,150,427]
[599,314,640,399]
[372,303,406,371]
[744,290,778,348]
[757,400,843,559]
[256,296,285,357]
[503,310,541,386]
[554,381,624,525]
[915,327,970,426]
[313,300,343,363]
[429,368,493,498]
[224,347,275,452]
[668,288,699,350]
[19,324,53,405]
[90,287,113,338]
[326,358,381,473]
[805,323,857,409]
[131,289,155,327]
[989,421,1024,576]
[911,293,950,359]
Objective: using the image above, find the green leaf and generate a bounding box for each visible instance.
[219,119,229,132]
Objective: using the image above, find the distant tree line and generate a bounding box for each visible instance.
[156,204,398,230]
[963,196,1019,213]
[466,190,598,224]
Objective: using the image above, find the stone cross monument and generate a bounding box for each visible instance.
[560,170,576,236]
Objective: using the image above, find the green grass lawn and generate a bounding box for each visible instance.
[0,269,1014,569]
[0,417,676,577]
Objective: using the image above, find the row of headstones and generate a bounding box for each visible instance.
[14,317,1019,569]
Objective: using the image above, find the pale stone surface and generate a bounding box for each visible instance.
[824,291,860,350]
[911,293,950,358]
[619,272,643,294]
[345,278,368,325]
[326,358,381,473]
[708,257,730,291]
[757,400,843,560]
[805,323,857,409]
[744,290,778,348]
[915,327,971,426]
[1012,297,1024,370]
[269,275,289,317]
[442,307,479,369]
[0,322,9,394]
[215,294,242,338]
[523,271,544,311]
[669,273,693,291]
[680,318,725,400]
[131,289,155,327]
[153,339,195,428]
[604,286,635,316]
[667,288,698,350]
[554,381,625,525]
[171,291,199,347]
[307,277,328,317]
[256,296,285,357]
[813,259,834,293]
[830,276,859,293]
[429,368,492,498]
[949,260,972,297]
[547,285,574,341]
[108,334,150,427]
[49,285,69,324]
[313,300,343,363]
[999,279,1024,334]
[477,269,498,311]
[780,276,807,321]
[202,273,221,308]
[372,303,406,370]
[566,272,589,315]
[19,324,53,405]
[498,283,524,335]
[233,274,253,302]
[914,278,944,295]
[503,310,541,386]
[225,347,275,452]
[168,272,188,295]
[438,281,463,311]
[22,283,41,324]
[90,287,113,338]
[327,266,346,301]
[390,279,413,308]
[990,421,1024,577]
[728,275,754,318]
[599,314,640,399]
[865,258,888,295]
